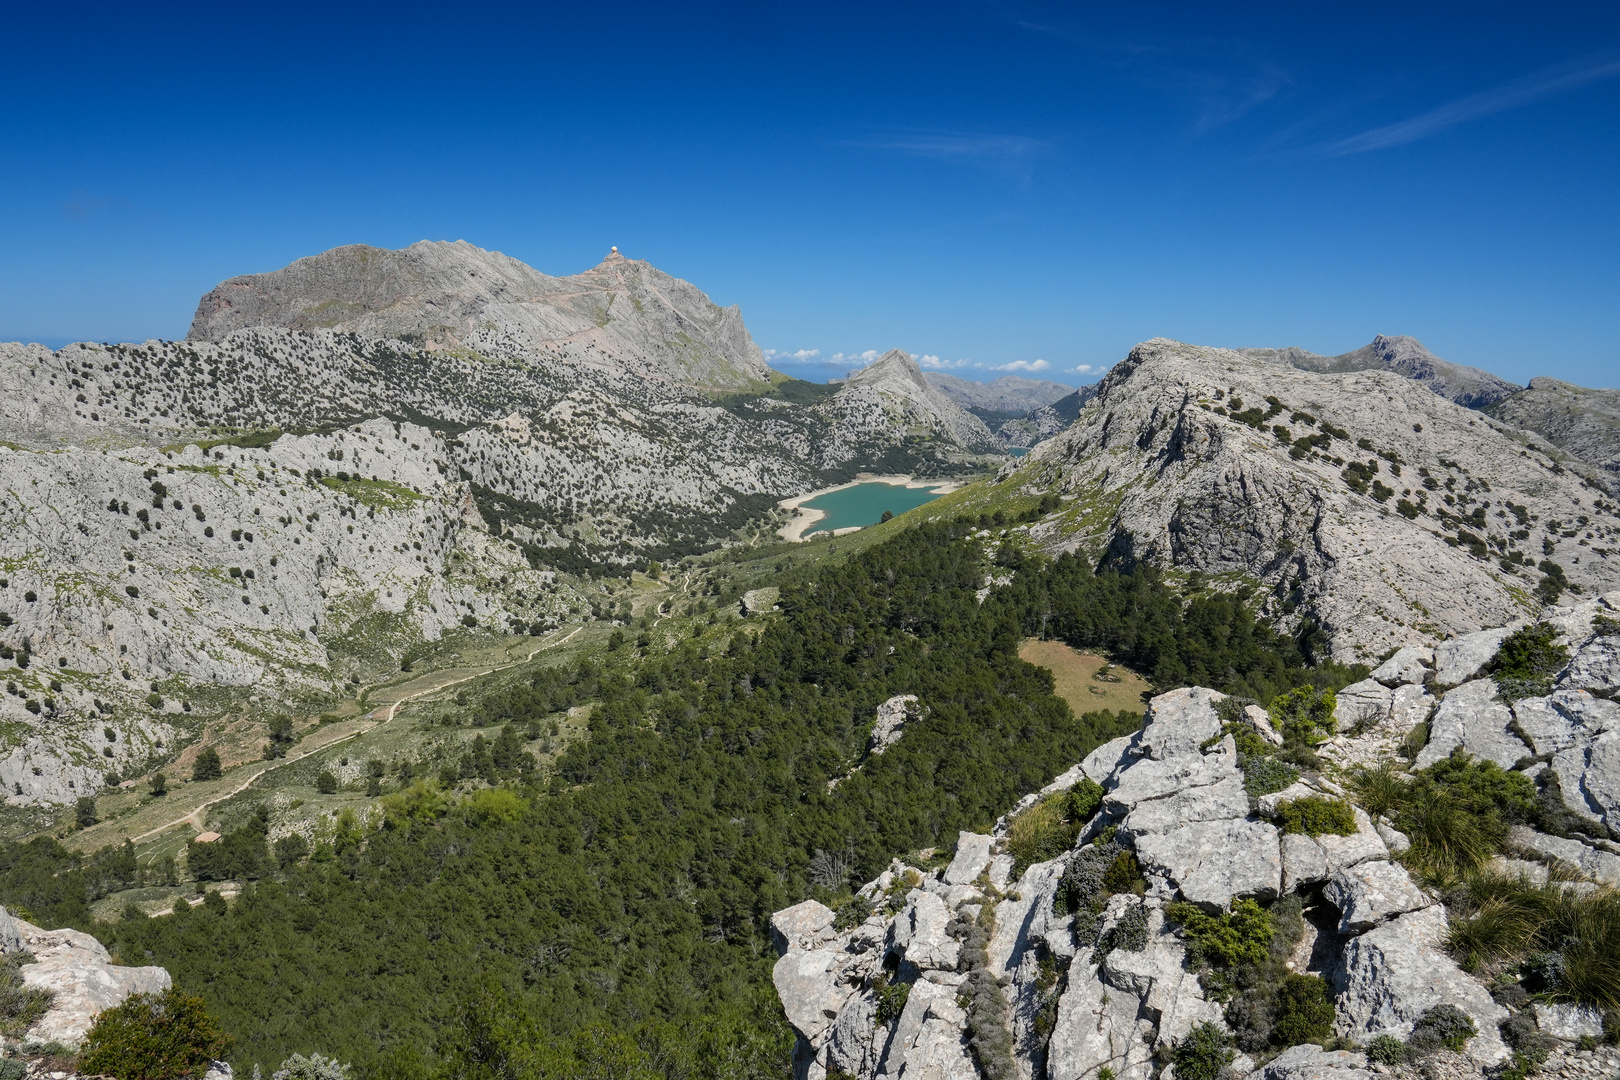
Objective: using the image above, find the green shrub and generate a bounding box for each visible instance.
[1054,840,1125,916]
[873,979,910,1025]
[1172,1021,1234,1080]
[78,986,231,1080]
[1169,899,1274,969]
[0,953,51,1038]
[1366,1034,1406,1065]
[190,747,221,783]
[1101,851,1143,894]
[834,895,873,931]
[1406,1004,1477,1056]
[1274,796,1357,837]
[315,771,338,795]
[1007,780,1103,875]
[1242,757,1299,797]
[1096,900,1150,962]
[1269,974,1336,1045]
[1378,751,1538,882]
[1268,686,1337,746]
[1488,624,1570,699]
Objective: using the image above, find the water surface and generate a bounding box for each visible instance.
[802,482,948,536]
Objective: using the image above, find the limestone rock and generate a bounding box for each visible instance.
[1507,826,1620,886]
[1323,861,1430,932]
[1137,687,1224,760]
[1533,1003,1606,1041]
[871,695,920,756]
[1281,833,1330,893]
[877,978,975,1079]
[1048,956,1156,1080]
[1416,679,1529,770]
[772,900,837,954]
[8,908,171,1047]
[1433,629,1516,688]
[1335,905,1510,1064]
[1081,734,1140,786]
[1257,1044,1373,1080]
[1134,816,1281,909]
[942,832,994,886]
[1334,680,1392,731]
[1371,646,1433,688]
[893,891,960,971]
[773,947,856,1043]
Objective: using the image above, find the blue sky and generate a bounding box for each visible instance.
[2,2,1617,389]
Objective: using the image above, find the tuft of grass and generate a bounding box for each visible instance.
[1006,780,1103,876]
[1349,763,1407,820]
[1445,874,1620,1009]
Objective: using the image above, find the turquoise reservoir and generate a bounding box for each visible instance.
[1007,447,1030,458]
[802,482,948,536]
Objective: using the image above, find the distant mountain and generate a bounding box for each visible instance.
[1489,377,1620,474]
[1241,334,1520,409]
[994,385,1097,447]
[812,350,999,465]
[1002,337,1620,662]
[923,372,1073,414]
[189,241,772,391]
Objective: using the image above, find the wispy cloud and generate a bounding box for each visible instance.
[915,354,971,370]
[762,348,822,362]
[1319,54,1620,155]
[844,130,1053,180]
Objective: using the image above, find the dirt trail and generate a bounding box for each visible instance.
[112,626,585,847]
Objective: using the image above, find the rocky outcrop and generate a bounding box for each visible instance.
[772,633,1620,1080]
[1011,338,1620,662]
[0,905,169,1046]
[925,374,1074,416]
[813,351,1000,465]
[188,241,772,391]
[1488,377,1620,476]
[995,388,1096,449]
[1241,335,1520,410]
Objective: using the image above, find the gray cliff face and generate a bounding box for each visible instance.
[0,418,571,806]
[812,351,1000,465]
[924,373,1074,415]
[0,905,170,1047]
[771,595,1620,1080]
[1242,335,1520,410]
[188,241,772,391]
[1488,377,1620,475]
[1014,339,1620,663]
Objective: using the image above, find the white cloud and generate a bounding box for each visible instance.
[915,354,970,370]
[1070,364,1094,374]
[763,348,822,362]
[827,349,882,367]
[991,358,1051,373]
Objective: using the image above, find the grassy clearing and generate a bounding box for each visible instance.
[1018,639,1152,716]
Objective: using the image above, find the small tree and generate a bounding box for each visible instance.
[75,796,98,828]
[316,771,338,794]
[150,772,168,797]
[78,986,231,1080]
[192,747,222,782]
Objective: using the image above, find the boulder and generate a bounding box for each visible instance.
[1371,646,1433,688]
[1334,680,1393,731]
[1244,704,1283,746]
[1081,734,1141,786]
[986,859,1067,977]
[942,832,994,886]
[1433,627,1516,688]
[893,891,960,971]
[1335,904,1509,1064]
[1258,1044,1373,1080]
[772,948,854,1043]
[1507,826,1620,886]
[1138,688,1225,761]
[1563,634,1620,696]
[12,912,172,1048]
[1100,921,1225,1044]
[1281,833,1329,893]
[1048,955,1156,1080]
[1323,861,1430,932]
[1134,817,1281,910]
[870,694,919,756]
[772,900,837,955]
[1415,679,1529,770]
[1533,1003,1606,1041]
[1314,807,1390,874]
[875,978,974,1079]
[826,992,880,1078]
[1388,684,1435,730]
[1373,821,1410,855]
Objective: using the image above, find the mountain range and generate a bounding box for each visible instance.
[0,239,1617,809]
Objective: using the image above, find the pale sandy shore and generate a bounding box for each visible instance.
[777,475,966,543]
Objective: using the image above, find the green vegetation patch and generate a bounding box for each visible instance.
[1488,623,1571,699]
[1274,796,1357,837]
[317,475,423,511]
[1006,779,1103,875]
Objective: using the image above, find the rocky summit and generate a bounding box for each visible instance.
[772,593,1620,1080]
[1006,338,1620,662]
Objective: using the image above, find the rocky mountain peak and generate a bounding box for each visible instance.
[187,239,772,390]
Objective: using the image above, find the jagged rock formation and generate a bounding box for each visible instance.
[771,597,1620,1080]
[1011,338,1620,662]
[188,242,772,391]
[1489,378,1620,476]
[1241,335,1520,411]
[925,374,1074,416]
[0,904,169,1046]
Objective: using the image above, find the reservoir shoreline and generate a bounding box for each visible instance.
[777,475,965,542]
